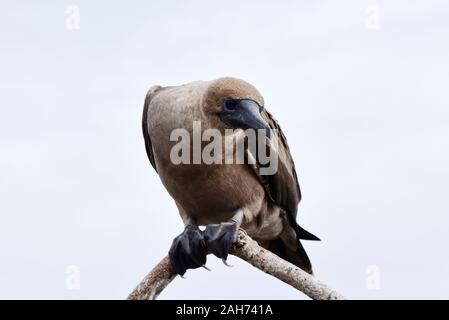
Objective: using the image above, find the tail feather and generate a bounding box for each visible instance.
[297,225,320,241]
[267,238,314,274]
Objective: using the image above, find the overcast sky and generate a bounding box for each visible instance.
[1,0,449,299]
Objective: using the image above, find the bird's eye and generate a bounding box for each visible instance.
[224,98,238,111]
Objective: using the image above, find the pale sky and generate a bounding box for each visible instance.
[1,0,449,299]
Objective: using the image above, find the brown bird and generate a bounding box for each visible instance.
[142,77,319,276]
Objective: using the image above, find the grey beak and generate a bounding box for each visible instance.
[220,99,271,138]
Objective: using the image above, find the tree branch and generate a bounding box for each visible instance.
[127,230,345,300]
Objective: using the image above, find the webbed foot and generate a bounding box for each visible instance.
[168,225,208,276]
[204,220,239,261]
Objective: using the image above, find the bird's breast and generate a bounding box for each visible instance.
[158,161,265,224]
[146,81,266,223]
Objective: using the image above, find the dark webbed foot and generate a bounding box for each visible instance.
[169,225,207,276]
[204,220,239,261]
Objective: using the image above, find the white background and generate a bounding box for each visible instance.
[1,0,448,299]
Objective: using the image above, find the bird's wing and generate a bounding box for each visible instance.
[142,85,162,172]
[254,108,319,241]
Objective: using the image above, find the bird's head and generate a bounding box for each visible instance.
[201,77,271,138]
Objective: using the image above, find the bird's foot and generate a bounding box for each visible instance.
[168,225,208,276]
[204,220,239,262]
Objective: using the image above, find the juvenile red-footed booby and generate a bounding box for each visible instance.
[142,77,319,276]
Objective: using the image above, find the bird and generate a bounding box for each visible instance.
[142,77,319,276]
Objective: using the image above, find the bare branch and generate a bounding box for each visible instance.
[231,230,345,300]
[127,256,177,300]
[127,230,345,300]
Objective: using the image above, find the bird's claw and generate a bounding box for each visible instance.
[169,220,238,275]
[204,220,239,260]
[222,259,233,267]
[169,225,207,276]
[201,265,211,271]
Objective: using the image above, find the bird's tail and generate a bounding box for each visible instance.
[265,222,319,275]
[267,213,320,274]
[267,237,314,275]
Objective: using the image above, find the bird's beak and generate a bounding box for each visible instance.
[220,99,271,139]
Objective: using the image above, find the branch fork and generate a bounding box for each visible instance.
[128,230,345,300]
